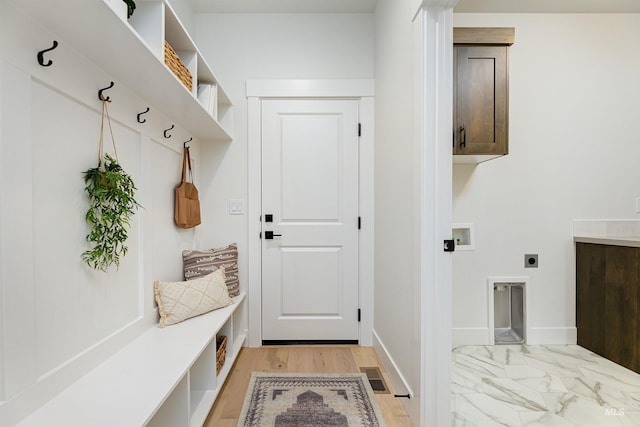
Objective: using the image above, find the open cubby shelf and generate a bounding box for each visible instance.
[15,0,232,141]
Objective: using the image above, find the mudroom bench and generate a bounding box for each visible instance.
[16,293,246,427]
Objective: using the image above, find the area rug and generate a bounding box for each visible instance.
[237,373,387,427]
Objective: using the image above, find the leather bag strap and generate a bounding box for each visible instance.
[181,146,194,183]
[181,147,188,182]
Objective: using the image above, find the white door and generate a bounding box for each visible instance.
[261,99,360,342]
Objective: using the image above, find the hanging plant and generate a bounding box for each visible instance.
[82,99,141,271]
[123,0,136,19]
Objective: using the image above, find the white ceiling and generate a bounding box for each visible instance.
[187,0,640,14]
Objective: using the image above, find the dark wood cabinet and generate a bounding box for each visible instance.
[454,45,508,155]
[576,242,640,372]
[453,28,514,163]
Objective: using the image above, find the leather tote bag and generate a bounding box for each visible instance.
[174,146,201,228]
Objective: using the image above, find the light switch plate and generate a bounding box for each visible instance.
[229,199,245,215]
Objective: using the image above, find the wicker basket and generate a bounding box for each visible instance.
[164,40,192,92]
[216,335,227,375]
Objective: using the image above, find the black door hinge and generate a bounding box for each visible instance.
[358,123,361,137]
[358,217,361,230]
[358,309,361,322]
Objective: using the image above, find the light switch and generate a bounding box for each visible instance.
[229,199,245,215]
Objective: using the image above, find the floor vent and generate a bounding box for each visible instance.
[360,367,390,394]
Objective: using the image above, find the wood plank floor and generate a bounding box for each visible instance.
[204,346,413,426]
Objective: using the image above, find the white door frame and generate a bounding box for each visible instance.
[247,80,375,347]
[414,1,456,426]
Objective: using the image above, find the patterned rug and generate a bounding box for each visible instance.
[237,373,387,427]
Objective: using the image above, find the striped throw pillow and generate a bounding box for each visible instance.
[182,243,239,297]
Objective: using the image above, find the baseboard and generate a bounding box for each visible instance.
[452,327,577,346]
[527,327,577,345]
[452,327,490,346]
[371,330,414,398]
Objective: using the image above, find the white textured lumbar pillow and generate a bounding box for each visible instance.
[154,267,233,327]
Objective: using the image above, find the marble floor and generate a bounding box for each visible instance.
[452,345,640,426]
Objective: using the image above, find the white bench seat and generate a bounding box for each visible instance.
[16,293,246,427]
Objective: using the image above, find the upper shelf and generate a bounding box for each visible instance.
[14,0,232,142]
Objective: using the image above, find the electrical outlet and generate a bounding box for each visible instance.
[636,197,640,213]
[525,254,538,268]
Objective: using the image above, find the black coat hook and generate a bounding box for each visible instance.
[37,40,59,67]
[137,107,150,123]
[98,81,115,102]
[183,137,192,148]
[164,124,175,139]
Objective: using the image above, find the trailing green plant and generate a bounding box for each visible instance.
[123,0,136,19]
[82,153,141,271]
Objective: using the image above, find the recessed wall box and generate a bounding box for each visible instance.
[452,223,475,251]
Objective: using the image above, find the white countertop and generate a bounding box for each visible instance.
[574,236,640,248]
[573,220,640,247]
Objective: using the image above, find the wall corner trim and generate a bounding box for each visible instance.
[413,0,459,21]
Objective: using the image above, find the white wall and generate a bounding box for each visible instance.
[0,3,204,423]
[194,13,374,342]
[373,0,422,421]
[452,13,640,345]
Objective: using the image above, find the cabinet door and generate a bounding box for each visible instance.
[604,245,639,371]
[576,243,606,357]
[453,45,508,155]
[577,243,640,373]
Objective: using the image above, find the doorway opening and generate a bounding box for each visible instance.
[246,80,374,347]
